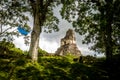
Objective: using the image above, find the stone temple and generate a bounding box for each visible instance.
[55,29,81,56]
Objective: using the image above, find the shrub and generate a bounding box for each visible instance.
[38,48,48,56]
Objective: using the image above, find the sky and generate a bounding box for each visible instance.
[13,5,104,57]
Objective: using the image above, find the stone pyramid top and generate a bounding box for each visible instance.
[55,29,81,56]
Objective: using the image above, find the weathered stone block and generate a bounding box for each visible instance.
[55,29,82,56]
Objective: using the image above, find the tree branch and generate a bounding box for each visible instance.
[29,0,36,11]
[41,0,53,21]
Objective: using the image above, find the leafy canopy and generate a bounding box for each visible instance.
[60,0,120,54]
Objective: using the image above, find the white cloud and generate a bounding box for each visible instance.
[13,5,101,57]
[13,34,104,57]
[40,37,59,53]
[13,36,29,51]
[13,23,95,56]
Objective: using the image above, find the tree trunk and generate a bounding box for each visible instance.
[29,0,51,61]
[98,0,113,61]
[29,0,41,62]
[29,24,41,62]
[105,0,113,61]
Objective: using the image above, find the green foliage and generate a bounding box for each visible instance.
[70,62,108,80]
[60,0,103,52]
[60,0,120,58]
[23,23,31,32]
[81,55,97,64]
[16,66,42,80]
[0,39,24,57]
[1,46,120,80]
[64,53,77,63]
[38,48,48,56]
[0,0,31,39]
[44,13,60,33]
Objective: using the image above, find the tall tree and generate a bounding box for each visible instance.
[29,0,59,61]
[0,0,60,61]
[60,0,120,60]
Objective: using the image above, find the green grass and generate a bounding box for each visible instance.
[0,41,120,80]
[0,52,109,80]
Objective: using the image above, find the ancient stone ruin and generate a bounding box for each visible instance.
[55,29,82,56]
